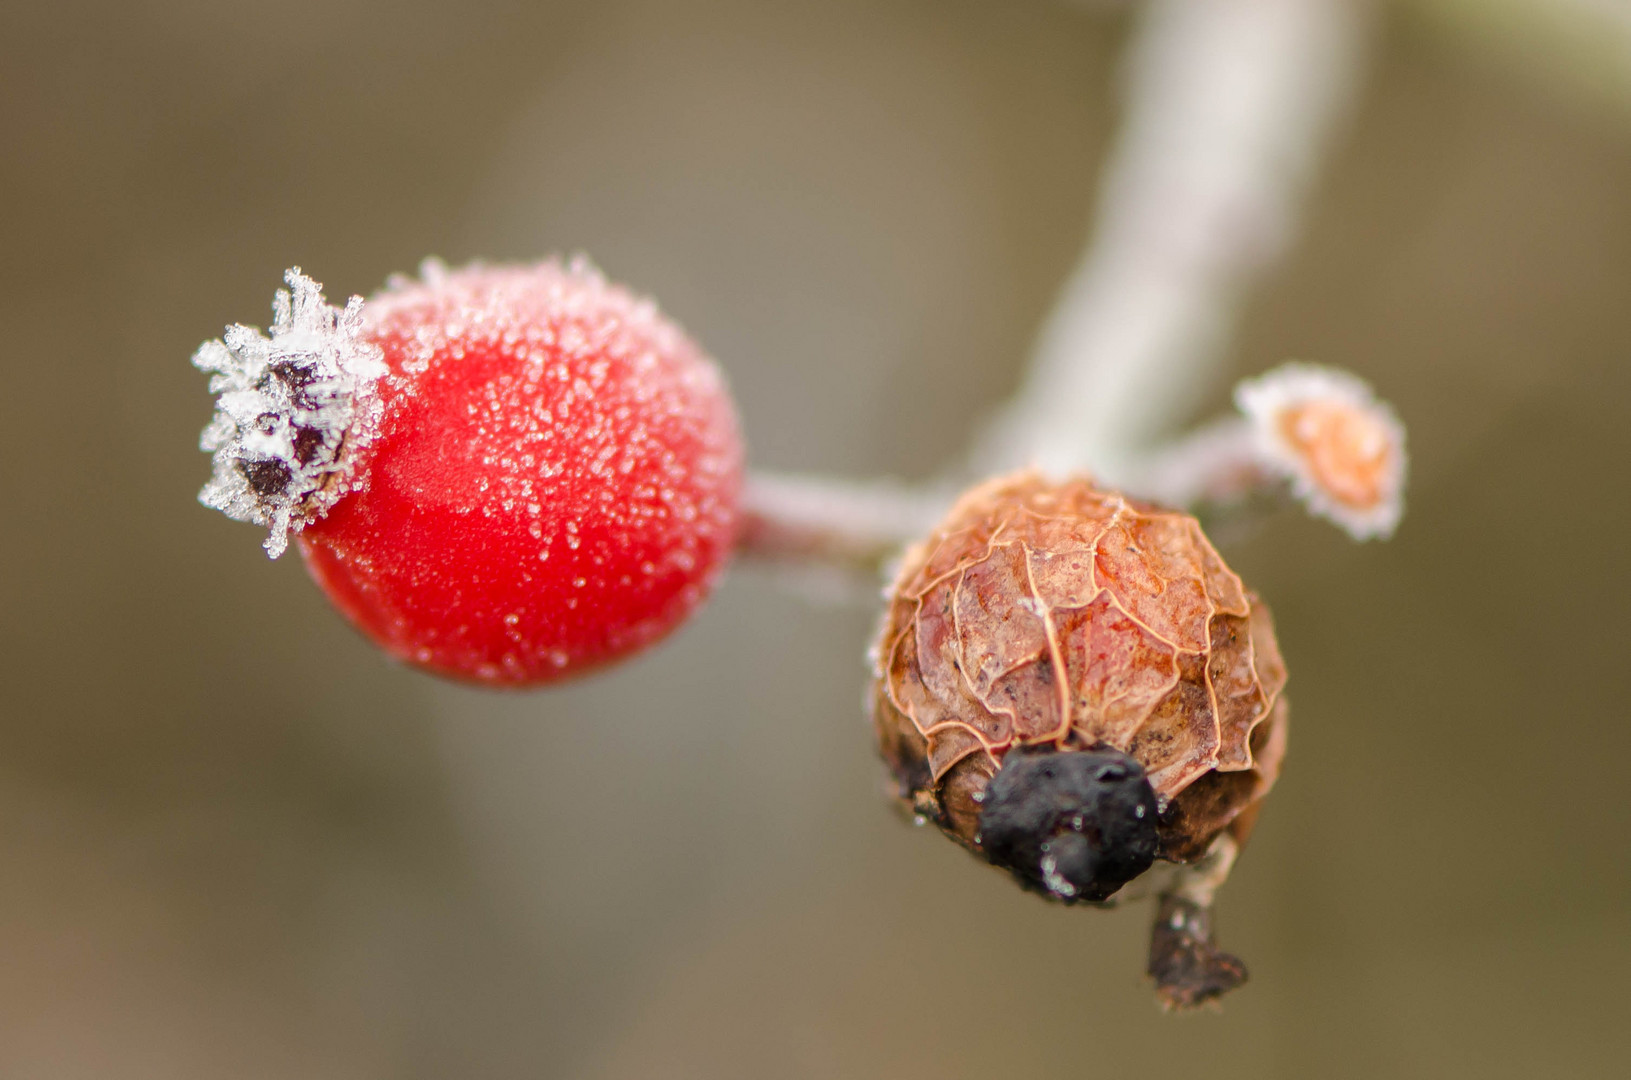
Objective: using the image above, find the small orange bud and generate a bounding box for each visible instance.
[1235,363,1406,540]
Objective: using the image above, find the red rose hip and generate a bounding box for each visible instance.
[195,259,744,685]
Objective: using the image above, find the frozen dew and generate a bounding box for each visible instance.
[1039,853,1077,898]
[194,268,386,557]
[1235,362,1407,541]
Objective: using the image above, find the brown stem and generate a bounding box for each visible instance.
[1147,893,1248,1010]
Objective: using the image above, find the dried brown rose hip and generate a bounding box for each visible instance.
[871,471,1287,1009]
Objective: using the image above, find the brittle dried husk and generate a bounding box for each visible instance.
[872,472,1287,866]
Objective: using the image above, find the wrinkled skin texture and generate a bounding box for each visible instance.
[872,472,1287,872]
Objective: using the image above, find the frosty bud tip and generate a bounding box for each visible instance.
[193,269,387,557]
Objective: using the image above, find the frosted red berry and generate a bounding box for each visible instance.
[195,260,743,685]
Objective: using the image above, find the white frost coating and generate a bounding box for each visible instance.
[194,268,387,557]
[1235,362,1406,541]
[1039,853,1077,899]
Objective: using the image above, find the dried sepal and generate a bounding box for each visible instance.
[194,268,387,557]
[1234,362,1406,540]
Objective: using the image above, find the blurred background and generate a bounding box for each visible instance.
[3,0,1630,1076]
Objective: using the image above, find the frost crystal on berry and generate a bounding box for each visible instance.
[1234,363,1406,541]
[194,268,387,557]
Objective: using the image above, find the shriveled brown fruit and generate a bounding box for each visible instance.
[871,471,1288,1008]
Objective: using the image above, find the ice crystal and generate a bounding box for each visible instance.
[1039,853,1077,899]
[194,268,387,557]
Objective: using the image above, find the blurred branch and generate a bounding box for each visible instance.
[1123,417,1267,511]
[975,0,1374,484]
[743,0,1378,578]
[737,472,945,573]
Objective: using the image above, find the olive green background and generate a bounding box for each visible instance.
[3,1,1628,1077]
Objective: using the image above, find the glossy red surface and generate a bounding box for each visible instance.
[299,261,743,685]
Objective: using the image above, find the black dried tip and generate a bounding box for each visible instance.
[978,746,1158,903]
[237,456,293,499]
